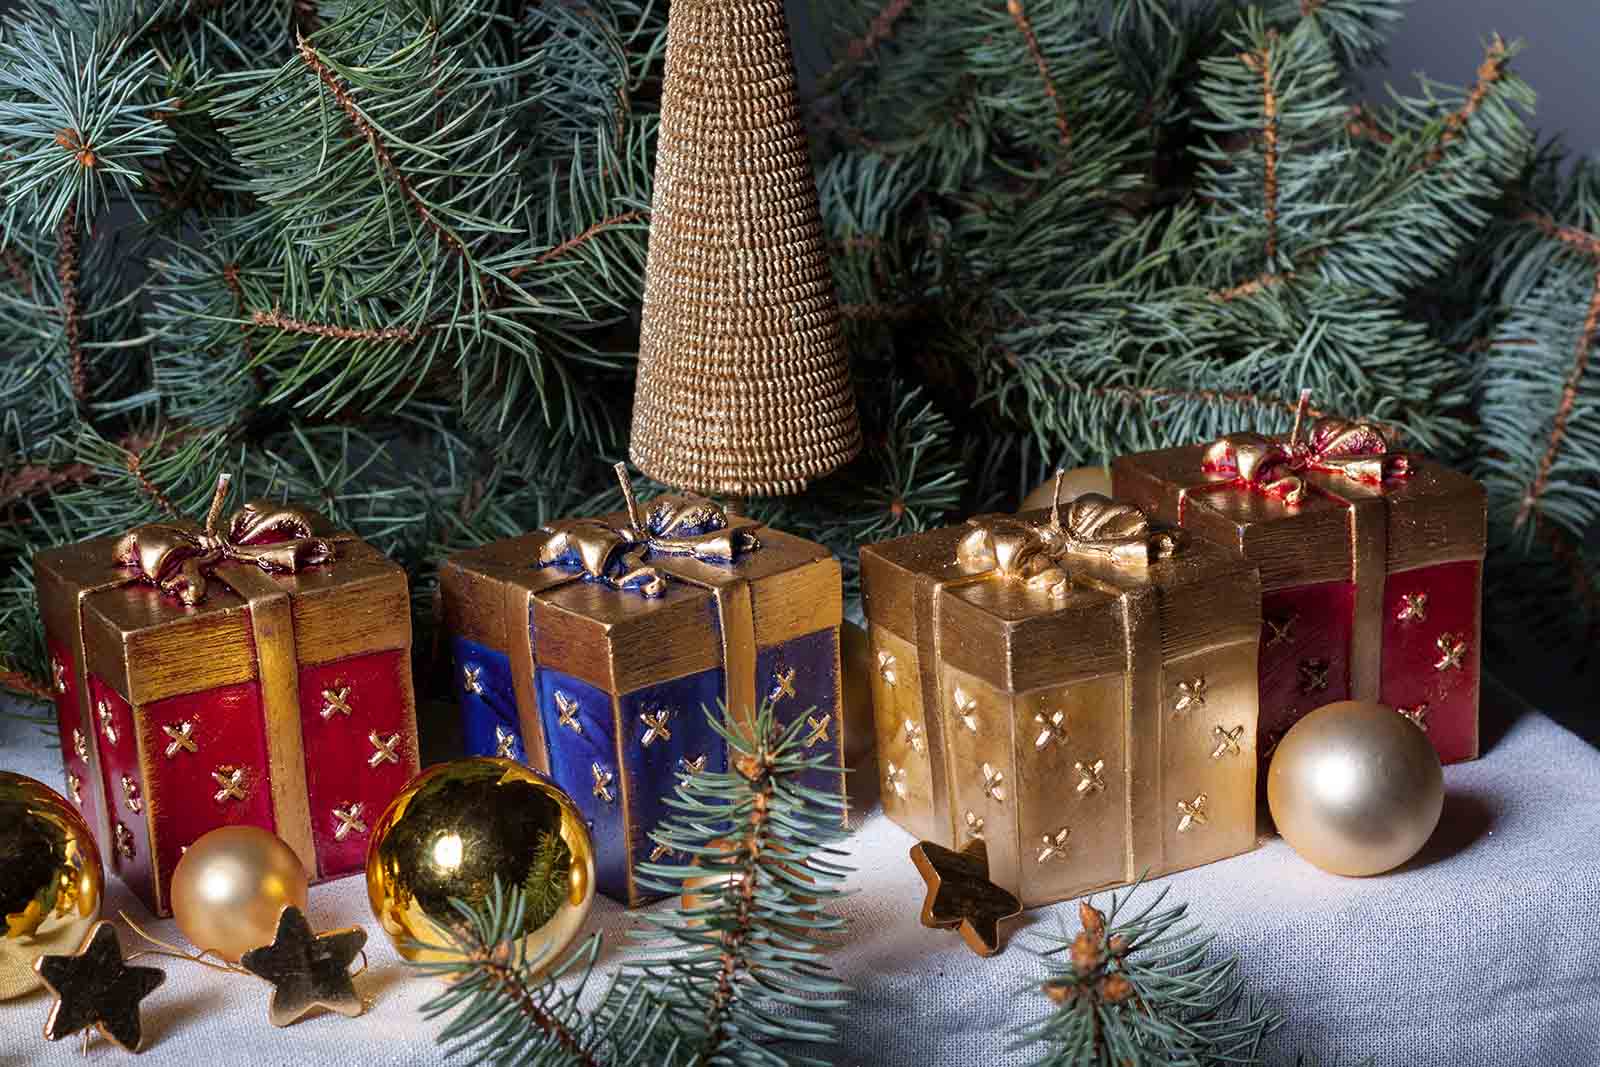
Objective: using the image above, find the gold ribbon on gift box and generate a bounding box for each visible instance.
[1182,390,1411,703]
[70,475,349,882]
[910,473,1183,844]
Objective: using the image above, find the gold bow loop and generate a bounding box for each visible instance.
[1203,394,1411,507]
[955,476,1181,600]
[533,464,762,598]
[113,474,338,606]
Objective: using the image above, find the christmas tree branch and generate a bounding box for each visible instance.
[1516,261,1600,530]
[0,667,53,702]
[1240,32,1281,264]
[1520,211,1600,257]
[249,308,423,344]
[817,0,914,90]
[1006,0,1071,148]
[4,246,34,297]
[1423,35,1508,168]
[57,204,85,407]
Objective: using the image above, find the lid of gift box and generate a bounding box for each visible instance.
[1113,445,1486,589]
[861,516,1260,693]
[51,538,409,707]
[442,514,841,693]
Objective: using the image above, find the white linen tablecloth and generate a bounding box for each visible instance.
[3,681,1598,1067]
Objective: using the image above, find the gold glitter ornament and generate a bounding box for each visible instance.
[1018,466,1113,513]
[1267,700,1444,876]
[365,758,594,974]
[170,826,310,963]
[0,772,103,1000]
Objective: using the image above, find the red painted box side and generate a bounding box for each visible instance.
[1258,581,1355,767]
[46,640,101,825]
[1380,559,1481,763]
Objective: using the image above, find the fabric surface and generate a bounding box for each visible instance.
[2,682,1597,1067]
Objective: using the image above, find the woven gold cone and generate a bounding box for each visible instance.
[630,0,862,498]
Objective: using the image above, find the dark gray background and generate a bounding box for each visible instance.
[786,1,1600,154]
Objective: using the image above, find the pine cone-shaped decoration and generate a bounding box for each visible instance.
[630,0,862,498]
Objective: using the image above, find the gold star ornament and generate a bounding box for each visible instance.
[34,921,165,1052]
[909,839,1022,958]
[239,906,366,1027]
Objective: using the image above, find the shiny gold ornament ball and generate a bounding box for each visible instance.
[366,758,594,973]
[1019,466,1114,513]
[1267,701,1444,877]
[0,772,103,999]
[171,826,309,962]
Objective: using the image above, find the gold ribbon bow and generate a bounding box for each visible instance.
[113,474,338,606]
[533,463,762,597]
[1202,392,1411,506]
[954,473,1181,598]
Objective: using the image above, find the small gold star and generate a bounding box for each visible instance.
[1298,659,1330,694]
[1174,676,1207,715]
[1397,592,1428,623]
[495,725,519,759]
[953,688,980,733]
[239,906,366,1027]
[964,810,984,840]
[885,761,908,798]
[555,690,583,734]
[1396,702,1429,731]
[980,762,1005,802]
[903,718,925,753]
[331,802,367,842]
[1176,793,1209,833]
[770,666,797,702]
[366,731,401,768]
[120,774,142,814]
[804,714,831,747]
[639,707,674,747]
[35,921,166,1051]
[1074,758,1106,795]
[1210,724,1244,759]
[97,700,118,745]
[1434,634,1466,672]
[162,720,197,758]
[1036,827,1071,864]
[876,650,898,686]
[320,686,352,719]
[52,656,67,694]
[462,665,484,695]
[1033,710,1068,751]
[591,763,615,803]
[113,823,135,860]
[679,753,707,778]
[1266,613,1297,646]
[211,766,247,803]
[649,841,676,863]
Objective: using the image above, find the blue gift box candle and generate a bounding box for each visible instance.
[440,468,845,906]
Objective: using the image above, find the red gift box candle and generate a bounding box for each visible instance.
[1113,396,1485,768]
[33,475,419,916]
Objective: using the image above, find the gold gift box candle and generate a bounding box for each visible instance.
[860,482,1262,908]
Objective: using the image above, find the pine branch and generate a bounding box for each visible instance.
[249,308,423,343]
[1238,32,1280,264]
[1422,35,1508,168]
[1520,210,1600,257]
[1517,261,1600,531]
[1007,0,1072,148]
[0,667,53,702]
[57,204,86,407]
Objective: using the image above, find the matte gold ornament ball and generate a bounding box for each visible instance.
[1019,466,1114,513]
[366,758,594,973]
[171,825,309,962]
[0,772,103,999]
[1267,701,1444,876]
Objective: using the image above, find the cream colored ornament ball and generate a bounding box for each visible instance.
[1019,466,1114,513]
[0,772,103,999]
[171,825,310,962]
[1267,701,1444,876]
[365,759,594,975]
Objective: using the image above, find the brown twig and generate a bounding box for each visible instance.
[1520,211,1600,258]
[1209,272,1290,303]
[1240,34,1280,264]
[251,308,421,343]
[296,35,468,262]
[817,0,913,89]
[505,211,647,282]
[1515,262,1600,530]
[124,447,180,517]
[839,302,920,321]
[0,461,94,509]
[1422,35,1508,168]
[1095,384,1330,424]
[475,958,601,1067]
[1345,105,1393,145]
[0,668,53,702]
[1007,0,1071,148]
[3,247,34,298]
[58,203,86,406]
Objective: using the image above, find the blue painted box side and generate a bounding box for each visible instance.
[453,637,523,761]
[536,669,630,903]
[617,667,730,892]
[757,628,844,803]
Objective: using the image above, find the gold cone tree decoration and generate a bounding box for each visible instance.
[630,0,862,497]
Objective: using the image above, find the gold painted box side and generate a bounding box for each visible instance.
[867,624,942,843]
